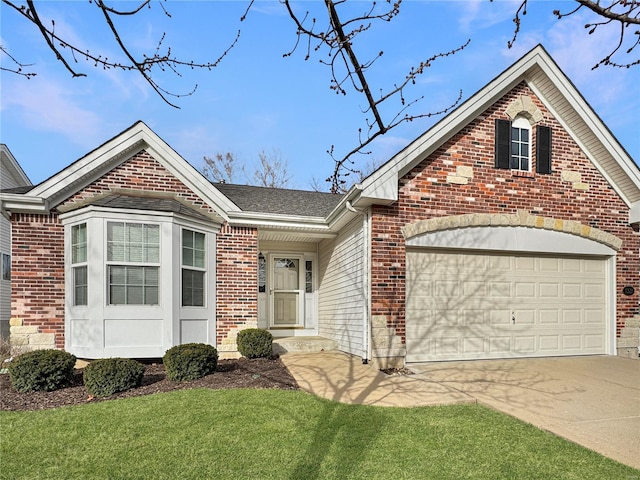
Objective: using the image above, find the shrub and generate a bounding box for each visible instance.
[163,343,218,382]
[237,329,273,359]
[83,358,145,397]
[7,349,77,393]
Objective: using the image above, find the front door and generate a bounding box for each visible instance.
[270,256,304,327]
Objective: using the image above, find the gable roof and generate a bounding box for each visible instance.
[213,183,343,218]
[355,44,640,222]
[1,121,239,219]
[0,122,357,235]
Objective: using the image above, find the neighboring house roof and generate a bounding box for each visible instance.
[213,183,343,218]
[353,44,640,223]
[0,144,32,188]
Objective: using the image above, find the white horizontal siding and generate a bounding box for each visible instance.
[318,218,366,357]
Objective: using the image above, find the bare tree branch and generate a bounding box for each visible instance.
[282,0,469,192]
[498,0,640,68]
[1,0,240,107]
[0,45,37,78]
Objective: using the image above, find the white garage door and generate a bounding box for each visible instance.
[406,249,608,362]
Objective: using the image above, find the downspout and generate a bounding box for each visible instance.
[346,200,371,364]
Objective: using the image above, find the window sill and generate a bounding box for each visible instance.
[511,170,535,178]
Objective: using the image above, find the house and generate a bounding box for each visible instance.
[1,45,639,365]
[0,145,32,339]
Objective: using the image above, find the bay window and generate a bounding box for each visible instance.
[107,222,160,305]
[182,229,206,307]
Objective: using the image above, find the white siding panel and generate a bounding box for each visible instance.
[318,218,366,357]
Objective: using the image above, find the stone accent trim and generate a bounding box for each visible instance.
[617,315,640,359]
[9,318,56,353]
[401,210,623,251]
[505,95,544,123]
[370,315,406,369]
[561,170,590,191]
[446,166,474,185]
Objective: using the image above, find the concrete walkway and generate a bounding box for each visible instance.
[281,352,640,469]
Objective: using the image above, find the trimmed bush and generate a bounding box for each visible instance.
[237,329,273,359]
[83,358,145,397]
[163,343,218,382]
[7,349,77,393]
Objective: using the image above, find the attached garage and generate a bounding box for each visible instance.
[405,226,616,363]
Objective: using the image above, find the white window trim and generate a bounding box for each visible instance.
[511,116,532,172]
[181,227,207,308]
[61,206,220,358]
[106,221,161,306]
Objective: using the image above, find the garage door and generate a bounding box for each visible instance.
[406,249,608,362]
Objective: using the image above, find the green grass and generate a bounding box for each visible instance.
[1,389,637,479]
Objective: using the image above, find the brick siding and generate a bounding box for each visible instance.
[370,82,639,343]
[10,151,259,351]
[11,213,65,348]
[216,225,259,348]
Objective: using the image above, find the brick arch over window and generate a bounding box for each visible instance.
[402,211,622,252]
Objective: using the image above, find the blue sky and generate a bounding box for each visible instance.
[1,1,638,189]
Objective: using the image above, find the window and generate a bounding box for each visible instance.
[71,224,87,306]
[107,222,159,305]
[495,119,552,174]
[305,260,313,294]
[510,117,530,171]
[182,229,206,307]
[1,253,10,281]
[258,253,266,293]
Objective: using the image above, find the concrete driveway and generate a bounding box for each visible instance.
[282,352,640,469]
[409,356,640,469]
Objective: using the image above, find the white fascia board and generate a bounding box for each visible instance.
[360,49,540,203]
[30,129,147,201]
[26,122,238,221]
[0,193,47,214]
[227,211,332,231]
[527,55,640,207]
[136,122,240,218]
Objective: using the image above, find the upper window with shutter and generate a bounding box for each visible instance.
[495,118,552,174]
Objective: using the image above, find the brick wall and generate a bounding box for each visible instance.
[10,150,260,354]
[60,151,214,215]
[216,224,258,354]
[11,213,64,349]
[371,82,639,346]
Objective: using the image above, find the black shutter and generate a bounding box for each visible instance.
[536,125,552,174]
[495,119,511,169]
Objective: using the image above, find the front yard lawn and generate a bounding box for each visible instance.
[1,389,636,479]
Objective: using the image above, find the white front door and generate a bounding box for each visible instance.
[270,256,304,327]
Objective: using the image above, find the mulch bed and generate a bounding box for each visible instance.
[0,357,298,412]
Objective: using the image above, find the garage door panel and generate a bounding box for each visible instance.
[489,281,511,297]
[539,283,560,298]
[563,309,582,324]
[515,282,536,297]
[406,250,608,362]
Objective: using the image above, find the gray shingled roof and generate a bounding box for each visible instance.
[213,183,343,217]
[88,194,212,221]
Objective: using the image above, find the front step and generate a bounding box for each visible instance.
[273,336,338,355]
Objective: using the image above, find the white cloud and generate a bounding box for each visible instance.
[2,75,103,149]
[458,0,522,33]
